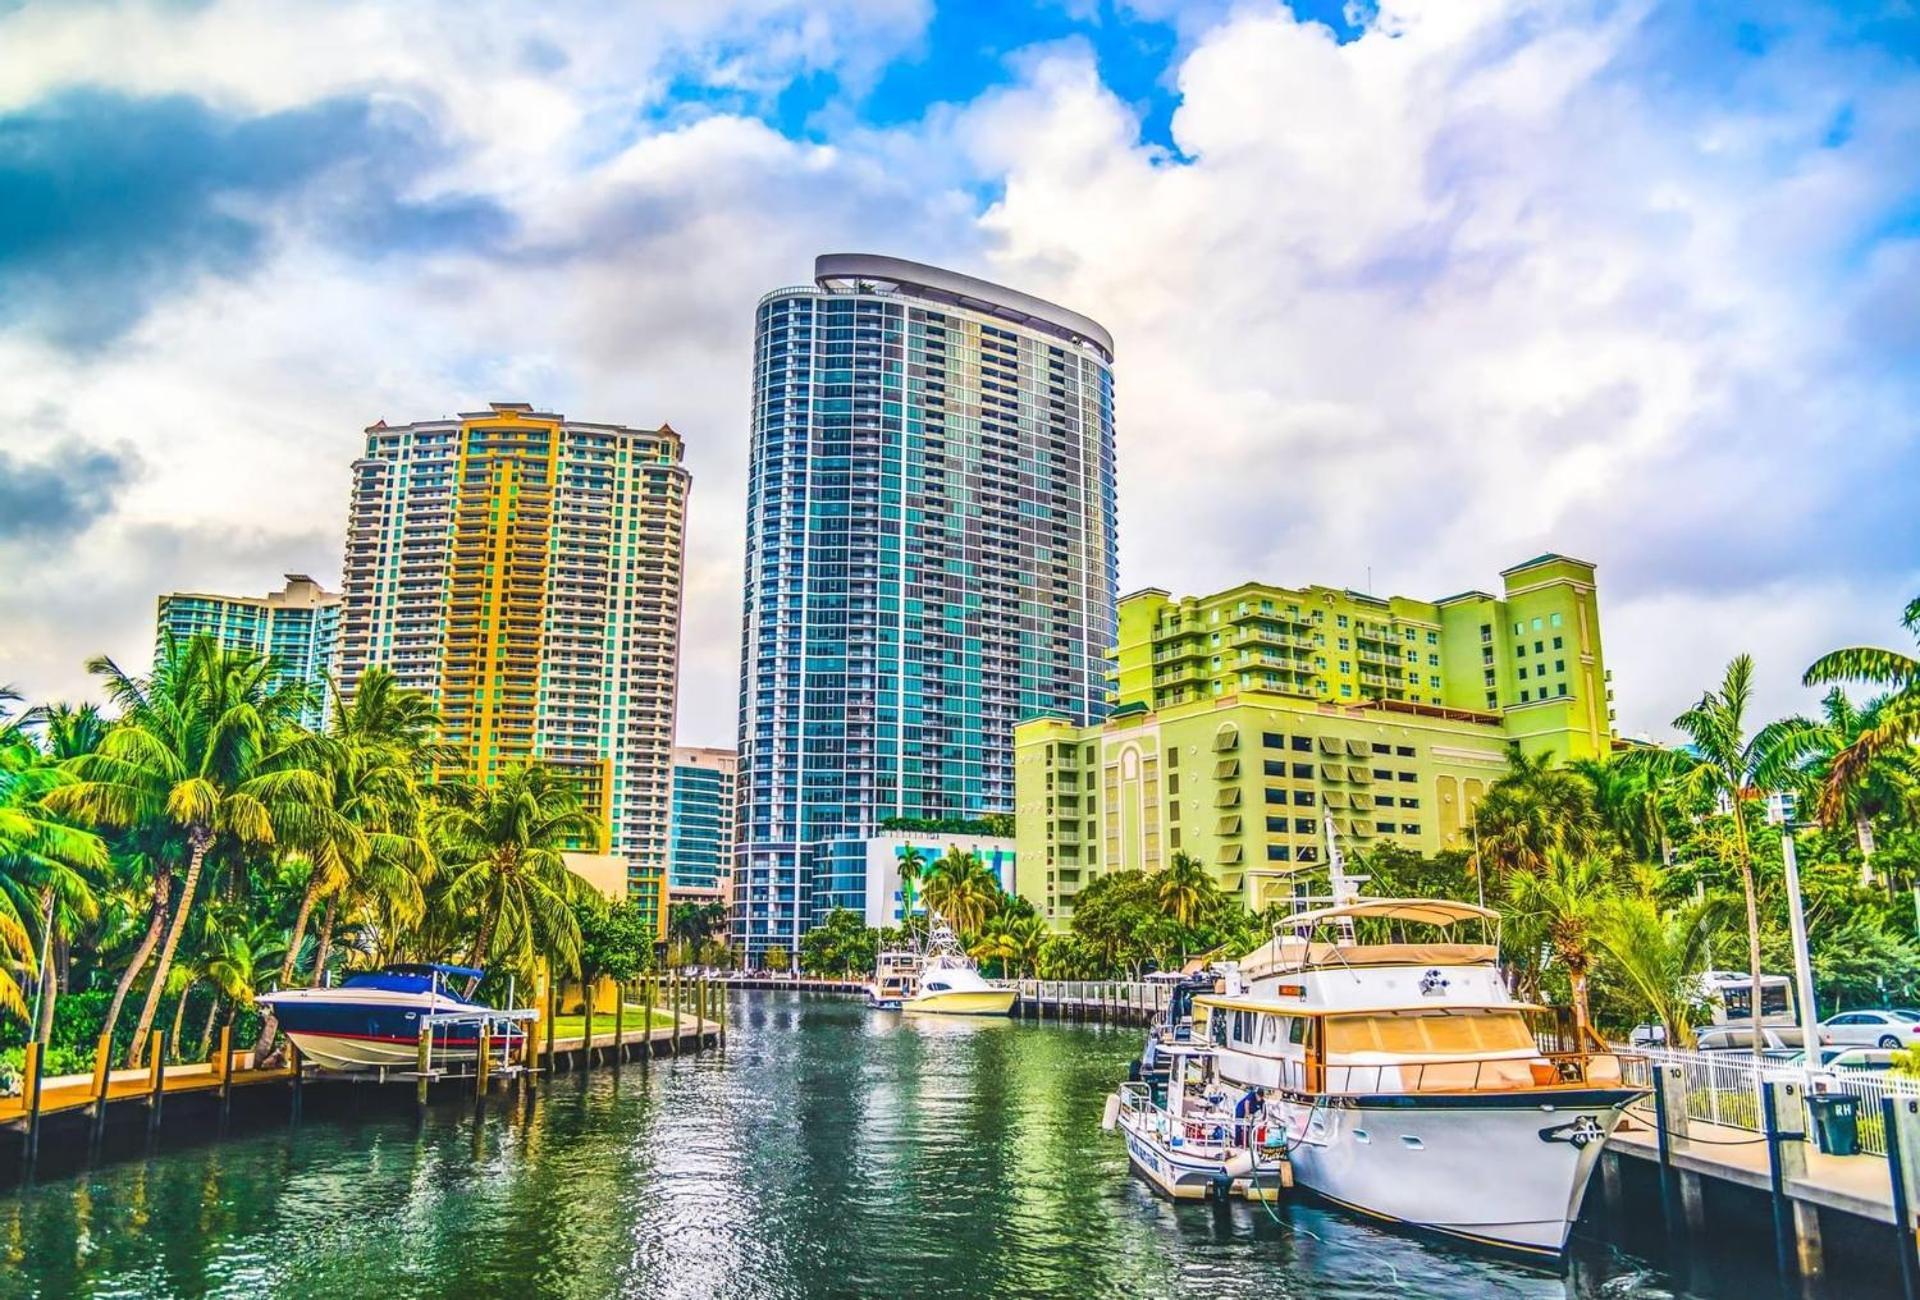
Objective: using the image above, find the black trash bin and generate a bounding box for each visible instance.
[1807,1094,1860,1156]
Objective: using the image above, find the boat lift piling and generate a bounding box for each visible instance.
[145,1032,166,1139]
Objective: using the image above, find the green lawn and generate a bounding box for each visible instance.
[548,1006,678,1038]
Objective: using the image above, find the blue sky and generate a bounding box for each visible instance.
[0,0,1916,746]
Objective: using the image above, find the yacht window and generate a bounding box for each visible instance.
[1324,1011,1534,1056]
[1289,1017,1308,1045]
[924,982,949,993]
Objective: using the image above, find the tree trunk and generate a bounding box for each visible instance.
[311,896,339,985]
[169,980,191,1063]
[99,863,172,1063]
[253,874,323,1057]
[196,993,221,1061]
[128,827,211,1069]
[467,892,503,997]
[32,887,56,1044]
[1731,810,1767,1061]
[1569,968,1592,1046]
[1857,815,1875,888]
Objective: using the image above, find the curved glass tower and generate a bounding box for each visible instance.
[735,255,1118,960]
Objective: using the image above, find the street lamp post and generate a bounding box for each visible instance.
[1780,827,1820,1050]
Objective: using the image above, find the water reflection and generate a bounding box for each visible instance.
[0,994,1776,1298]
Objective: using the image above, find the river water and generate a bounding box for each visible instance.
[0,993,1802,1297]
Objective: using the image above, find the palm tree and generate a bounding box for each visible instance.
[1157,852,1212,928]
[1805,595,1920,829]
[1569,755,1668,865]
[47,635,327,1065]
[432,764,596,988]
[253,670,435,1055]
[968,917,1020,977]
[896,843,927,919]
[1470,745,1606,886]
[1003,913,1046,979]
[1762,688,1918,886]
[204,911,287,1060]
[0,729,106,1034]
[920,846,1001,934]
[1597,885,1728,1049]
[1506,849,1614,1042]
[1648,655,1806,1059]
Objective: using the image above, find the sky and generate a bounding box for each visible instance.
[0,0,1916,750]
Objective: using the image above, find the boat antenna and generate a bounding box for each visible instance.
[1323,811,1366,908]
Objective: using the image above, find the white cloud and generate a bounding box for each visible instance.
[1,0,1915,759]
[951,0,1920,738]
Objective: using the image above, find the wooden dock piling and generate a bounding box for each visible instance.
[544,979,557,1069]
[88,1033,111,1147]
[614,985,626,1060]
[146,1032,166,1136]
[476,1022,492,1093]
[22,1040,44,1171]
[416,1023,432,1109]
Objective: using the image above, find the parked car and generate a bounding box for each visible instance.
[1695,1023,1826,1051]
[1821,1009,1920,1049]
[1628,1023,1667,1048]
[1773,1046,1897,1073]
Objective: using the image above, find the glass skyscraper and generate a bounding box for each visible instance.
[156,574,340,729]
[734,255,1118,961]
[668,745,737,901]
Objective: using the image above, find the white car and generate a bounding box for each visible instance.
[1821,1009,1920,1049]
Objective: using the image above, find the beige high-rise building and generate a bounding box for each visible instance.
[335,402,689,928]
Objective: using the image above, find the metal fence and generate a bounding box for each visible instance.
[1626,1046,1920,1156]
[1013,980,1172,1017]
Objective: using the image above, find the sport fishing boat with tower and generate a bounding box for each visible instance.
[1193,815,1642,1257]
[867,912,1016,1016]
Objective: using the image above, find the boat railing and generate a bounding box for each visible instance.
[1319,1049,1634,1096]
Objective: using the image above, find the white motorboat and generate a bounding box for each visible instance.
[257,963,529,1073]
[1192,819,1643,1257]
[1105,1036,1290,1201]
[868,914,1015,1016]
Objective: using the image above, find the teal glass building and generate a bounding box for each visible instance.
[734,255,1118,961]
[668,746,737,900]
[155,574,340,729]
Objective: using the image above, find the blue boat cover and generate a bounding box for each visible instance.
[338,963,484,998]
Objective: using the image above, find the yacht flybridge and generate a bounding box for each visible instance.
[1191,820,1642,1257]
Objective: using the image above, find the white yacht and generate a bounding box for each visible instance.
[1194,821,1642,1257]
[868,914,1015,1016]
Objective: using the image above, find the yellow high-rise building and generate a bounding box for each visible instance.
[336,402,689,938]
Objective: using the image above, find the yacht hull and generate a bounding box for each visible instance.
[902,989,1017,1016]
[1280,1089,1637,1256]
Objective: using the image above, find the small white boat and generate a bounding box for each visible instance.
[868,914,1016,1016]
[1105,1037,1291,1201]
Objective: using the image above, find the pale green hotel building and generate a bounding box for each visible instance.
[1013,554,1616,923]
